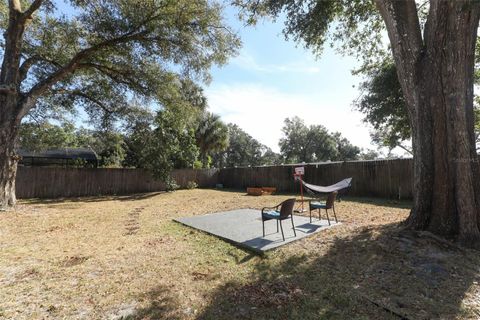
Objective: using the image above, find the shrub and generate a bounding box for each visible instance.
[186,181,198,189]
[165,178,179,192]
[193,160,203,169]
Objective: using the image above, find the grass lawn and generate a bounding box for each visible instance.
[1,189,479,319]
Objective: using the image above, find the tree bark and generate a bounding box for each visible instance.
[376,0,480,247]
[0,114,20,210]
[0,2,27,209]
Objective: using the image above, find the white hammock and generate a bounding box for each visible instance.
[301,178,352,194]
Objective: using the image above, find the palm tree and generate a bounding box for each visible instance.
[195,112,229,167]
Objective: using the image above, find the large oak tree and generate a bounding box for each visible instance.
[0,0,239,209]
[236,0,480,246]
[355,60,480,154]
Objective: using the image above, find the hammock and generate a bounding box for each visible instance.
[301,178,352,194]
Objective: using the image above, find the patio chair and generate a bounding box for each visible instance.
[261,198,296,241]
[309,191,338,225]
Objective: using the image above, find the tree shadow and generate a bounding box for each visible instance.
[227,251,261,264]
[20,191,166,205]
[214,189,413,210]
[123,285,182,320]
[341,196,413,210]
[197,223,480,319]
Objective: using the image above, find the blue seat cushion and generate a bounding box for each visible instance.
[262,210,280,219]
[310,202,327,209]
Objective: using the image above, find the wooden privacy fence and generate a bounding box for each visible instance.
[15,159,413,199]
[16,167,219,199]
[218,159,414,199]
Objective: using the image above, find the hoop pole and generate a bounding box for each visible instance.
[299,174,304,211]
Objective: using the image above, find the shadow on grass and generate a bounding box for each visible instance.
[341,196,413,210]
[20,191,166,205]
[196,223,480,319]
[227,251,260,264]
[126,285,181,320]
[214,188,413,210]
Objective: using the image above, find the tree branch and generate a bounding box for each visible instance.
[374,0,423,112]
[77,62,148,91]
[15,1,219,117]
[9,0,22,13]
[18,55,41,82]
[397,143,413,155]
[18,30,149,116]
[52,89,114,114]
[1,1,27,85]
[22,0,43,20]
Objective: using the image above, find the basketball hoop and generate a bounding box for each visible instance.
[294,167,307,213]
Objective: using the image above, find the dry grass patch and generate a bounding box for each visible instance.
[0,189,479,319]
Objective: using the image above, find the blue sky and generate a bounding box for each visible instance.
[54,1,379,154]
[205,6,374,153]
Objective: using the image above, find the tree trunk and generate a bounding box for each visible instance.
[0,116,19,210]
[376,0,480,247]
[406,3,480,246]
[0,2,27,210]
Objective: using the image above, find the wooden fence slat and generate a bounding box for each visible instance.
[16,159,414,199]
[217,159,413,199]
[16,167,218,199]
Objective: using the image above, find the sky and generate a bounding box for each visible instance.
[205,6,375,154]
[54,1,383,155]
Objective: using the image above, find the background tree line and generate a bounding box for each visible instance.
[19,106,372,172]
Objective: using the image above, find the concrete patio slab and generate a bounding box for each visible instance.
[174,209,340,253]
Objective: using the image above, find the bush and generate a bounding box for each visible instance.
[165,178,179,192]
[186,181,198,189]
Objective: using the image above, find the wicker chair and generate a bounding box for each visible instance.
[261,198,296,241]
[309,191,338,225]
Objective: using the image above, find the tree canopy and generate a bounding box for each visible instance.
[0,0,239,125]
[234,0,386,71]
[18,121,79,151]
[195,112,229,168]
[212,123,279,168]
[19,121,125,167]
[332,132,361,161]
[279,116,360,163]
[354,62,411,153]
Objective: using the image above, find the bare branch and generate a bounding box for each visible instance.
[397,143,413,155]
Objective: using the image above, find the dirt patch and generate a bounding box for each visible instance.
[124,207,144,236]
[230,279,304,307]
[61,255,90,267]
